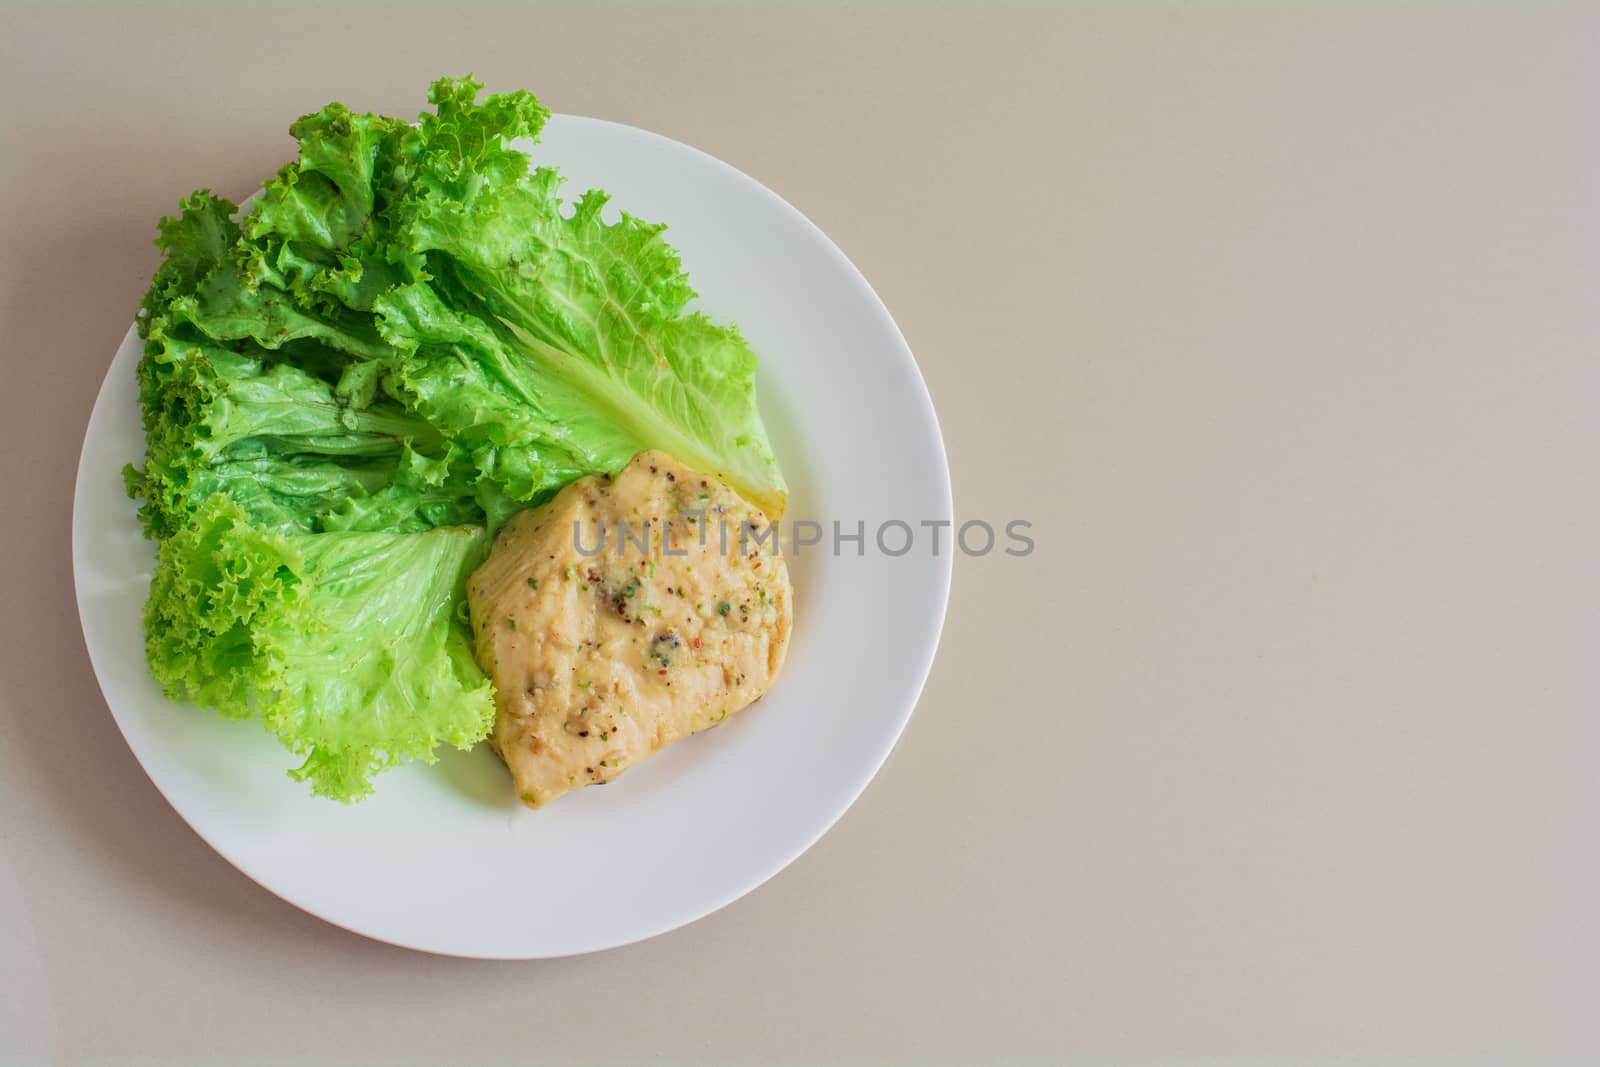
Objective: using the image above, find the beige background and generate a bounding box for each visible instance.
[3,2,1599,1063]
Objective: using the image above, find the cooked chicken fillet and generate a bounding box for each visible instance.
[467,450,792,808]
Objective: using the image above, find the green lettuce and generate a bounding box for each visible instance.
[144,495,494,801]
[127,76,786,801]
[136,76,785,524]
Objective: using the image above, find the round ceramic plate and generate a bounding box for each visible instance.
[72,115,951,958]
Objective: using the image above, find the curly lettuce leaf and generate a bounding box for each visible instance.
[383,81,785,517]
[133,76,785,527]
[144,495,495,801]
[386,176,786,518]
[128,195,473,539]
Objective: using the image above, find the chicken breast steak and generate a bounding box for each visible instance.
[467,450,792,808]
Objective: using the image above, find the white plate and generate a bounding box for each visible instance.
[72,115,951,958]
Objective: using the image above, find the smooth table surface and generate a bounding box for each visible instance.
[3,3,1598,1063]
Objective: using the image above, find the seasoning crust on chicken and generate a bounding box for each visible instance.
[467,450,792,808]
